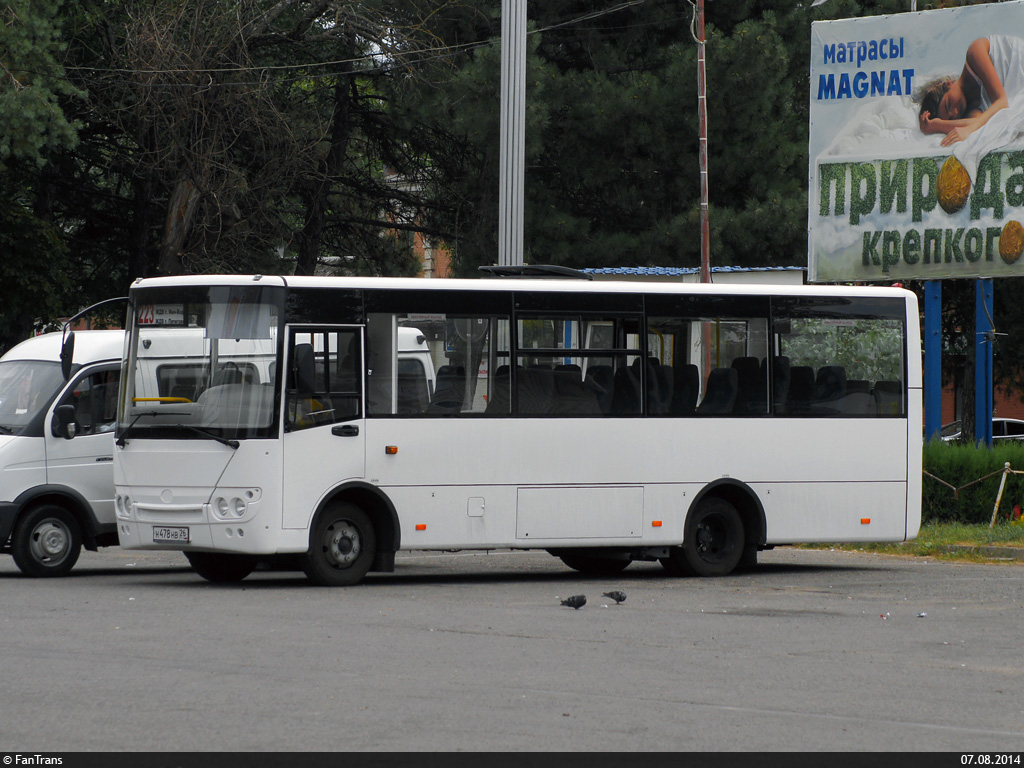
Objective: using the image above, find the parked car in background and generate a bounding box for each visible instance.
[940,418,1024,442]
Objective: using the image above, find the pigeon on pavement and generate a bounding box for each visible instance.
[603,591,627,605]
[560,595,587,610]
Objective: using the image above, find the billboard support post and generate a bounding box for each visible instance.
[975,278,995,447]
[924,281,943,441]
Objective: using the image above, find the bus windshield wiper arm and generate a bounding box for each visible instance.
[116,411,189,447]
[172,423,240,449]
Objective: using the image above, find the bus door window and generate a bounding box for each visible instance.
[286,329,361,431]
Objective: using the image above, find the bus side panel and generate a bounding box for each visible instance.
[758,481,909,543]
[905,385,923,541]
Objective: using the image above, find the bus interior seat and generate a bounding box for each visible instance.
[766,356,790,413]
[669,363,699,415]
[786,365,815,414]
[213,363,244,387]
[647,360,673,415]
[427,365,465,414]
[610,364,641,415]
[813,365,847,403]
[517,366,553,415]
[873,380,903,415]
[731,356,764,415]
[485,365,511,415]
[552,364,599,414]
[847,379,870,395]
[584,365,615,413]
[696,367,738,415]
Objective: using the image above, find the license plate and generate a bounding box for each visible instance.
[153,526,190,543]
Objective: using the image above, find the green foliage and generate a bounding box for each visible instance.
[0,0,82,167]
[0,184,73,350]
[923,441,1024,524]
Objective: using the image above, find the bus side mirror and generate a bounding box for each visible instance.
[60,331,76,381]
[52,404,78,440]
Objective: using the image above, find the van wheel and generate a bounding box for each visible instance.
[661,497,745,577]
[185,552,258,582]
[12,504,82,578]
[304,503,375,586]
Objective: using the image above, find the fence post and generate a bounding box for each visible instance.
[989,462,1012,529]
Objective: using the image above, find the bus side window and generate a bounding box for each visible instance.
[774,313,905,417]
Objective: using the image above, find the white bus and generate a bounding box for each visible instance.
[113,273,922,585]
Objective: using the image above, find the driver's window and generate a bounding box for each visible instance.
[285,329,361,432]
[54,367,121,436]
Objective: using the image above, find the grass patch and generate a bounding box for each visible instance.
[799,522,1024,563]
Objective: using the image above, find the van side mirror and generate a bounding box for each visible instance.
[60,331,76,381]
[52,404,78,440]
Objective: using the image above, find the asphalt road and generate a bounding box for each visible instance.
[2,546,1023,753]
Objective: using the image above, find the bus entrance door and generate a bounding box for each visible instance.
[281,326,366,531]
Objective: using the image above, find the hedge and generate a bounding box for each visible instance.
[923,441,1024,524]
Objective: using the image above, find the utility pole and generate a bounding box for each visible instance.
[697,0,710,283]
[499,0,526,267]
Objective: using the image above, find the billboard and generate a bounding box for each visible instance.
[808,2,1024,282]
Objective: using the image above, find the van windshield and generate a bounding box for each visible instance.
[119,284,284,441]
[0,360,65,434]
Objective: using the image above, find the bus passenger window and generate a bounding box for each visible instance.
[648,316,769,417]
[774,312,905,417]
[367,312,510,417]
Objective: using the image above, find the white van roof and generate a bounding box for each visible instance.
[1,330,124,366]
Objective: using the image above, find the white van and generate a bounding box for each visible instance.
[0,330,125,576]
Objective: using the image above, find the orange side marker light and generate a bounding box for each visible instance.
[415,524,427,531]
[861,518,871,525]
[652,520,663,527]
[385,446,398,455]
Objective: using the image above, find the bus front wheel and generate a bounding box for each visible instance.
[661,497,744,577]
[11,504,82,577]
[304,503,376,586]
[185,552,258,582]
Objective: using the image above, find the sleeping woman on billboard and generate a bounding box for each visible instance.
[917,35,1024,188]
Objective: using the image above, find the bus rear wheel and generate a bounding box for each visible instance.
[661,497,744,577]
[12,504,82,578]
[304,503,375,586]
[185,552,258,582]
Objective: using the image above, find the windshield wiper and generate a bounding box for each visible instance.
[172,424,240,450]
[0,424,14,435]
[115,410,189,447]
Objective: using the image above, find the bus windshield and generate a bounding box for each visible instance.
[0,360,65,434]
[119,284,284,441]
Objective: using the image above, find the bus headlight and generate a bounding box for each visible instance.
[116,495,133,520]
[211,488,260,520]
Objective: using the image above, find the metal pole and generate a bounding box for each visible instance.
[975,278,994,447]
[697,0,710,283]
[499,0,526,267]
[924,281,942,441]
